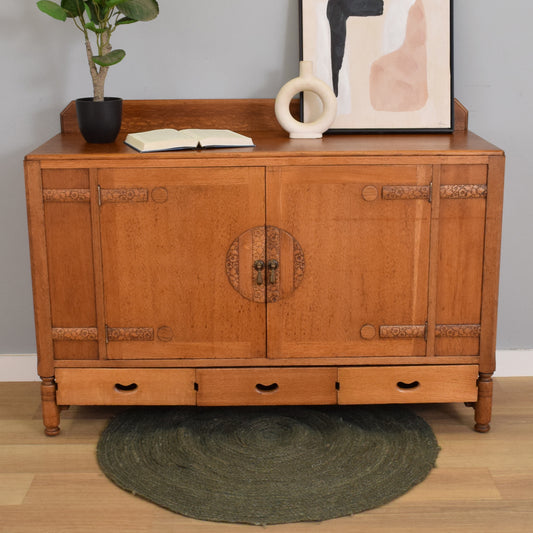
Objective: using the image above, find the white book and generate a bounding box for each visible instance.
[125,128,254,153]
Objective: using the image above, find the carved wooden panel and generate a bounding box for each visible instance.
[100,188,149,203]
[382,184,487,201]
[43,189,91,202]
[106,327,154,342]
[382,185,430,200]
[440,184,487,199]
[379,324,481,339]
[436,324,481,337]
[52,327,98,341]
[226,225,305,303]
[379,325,426,338]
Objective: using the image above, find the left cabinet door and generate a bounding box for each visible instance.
[98,167,266,360]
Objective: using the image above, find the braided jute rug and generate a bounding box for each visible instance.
[97,405,439,525]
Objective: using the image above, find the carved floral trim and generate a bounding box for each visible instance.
[100,188,149,203]
[440,185,487,199]
[379,324,481,339]
[382,185,430,200]
[51,327,98,341]
[43,189,91,202]
[106,327,154,342]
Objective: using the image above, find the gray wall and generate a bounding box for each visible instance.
[0,2,531,363]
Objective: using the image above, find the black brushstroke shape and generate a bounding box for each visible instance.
[327,0,384,95]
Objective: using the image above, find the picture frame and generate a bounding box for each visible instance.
[299,0,454,133]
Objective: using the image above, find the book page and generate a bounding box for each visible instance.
[181,129,254,148]
[125,129,198,152]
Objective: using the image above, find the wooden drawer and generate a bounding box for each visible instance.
[196,367,337,406]
[338,365,479,404]
[55,368,196,405]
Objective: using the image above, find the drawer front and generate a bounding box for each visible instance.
[55,368,196,405]
[338,365,479,404]
[196,368,337,406]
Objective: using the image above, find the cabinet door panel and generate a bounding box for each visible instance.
[436,165,487,356]
[99,167,265,359]
[267,165,431,358]
[42,169,98,360]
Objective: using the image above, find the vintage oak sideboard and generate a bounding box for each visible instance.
[24,99,504,435]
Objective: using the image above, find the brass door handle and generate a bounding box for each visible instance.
[253,260,265,285]
[267,259,279,284]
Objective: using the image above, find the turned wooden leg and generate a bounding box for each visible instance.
[474,372,493,433]
[41,377,61,436]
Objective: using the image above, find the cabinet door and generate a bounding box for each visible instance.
[266,165,431,358]
[98,167,265,359]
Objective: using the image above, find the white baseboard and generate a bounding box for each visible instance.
[0,355,40,381]
[0,350,531,381]
[494,350,533,377]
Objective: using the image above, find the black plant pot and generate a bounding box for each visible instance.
[76,97,123,143]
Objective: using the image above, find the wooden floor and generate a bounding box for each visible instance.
[1,377,532,533]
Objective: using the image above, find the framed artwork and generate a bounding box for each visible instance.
[299,0,454,132]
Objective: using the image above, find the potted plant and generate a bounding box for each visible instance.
[36,0,159,142]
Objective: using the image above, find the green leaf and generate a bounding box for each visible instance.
[116,16,137,25]
[36,1,67,21]
[84,1,101,24]
[85,21,107,33]
[84,2,95,22]
[60,0,84,18]
[105,0,128,8]
[118,0,159,21]
[92,49,126,66]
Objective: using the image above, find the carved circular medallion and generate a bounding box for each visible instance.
[157,326,174,342]
[225,226,305,303]
[361,186,378,202]
[360,324,377,340]
[151,187,169,203]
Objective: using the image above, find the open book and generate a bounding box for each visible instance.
[124,128,254,152]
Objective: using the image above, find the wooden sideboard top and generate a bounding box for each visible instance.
[26,99,504,161]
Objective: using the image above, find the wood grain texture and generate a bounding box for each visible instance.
[267,164,431,358]
[99,166,266,359]
[436,164,488,357]
[24,161,54,377]
[23,100,504,436]
[196,367,337,406]
[479,155,505,373]
[43,171,98,361]
[338,365,479,404]
[60,98,300,134]
[58,98,468,135]
[55,368,196,405]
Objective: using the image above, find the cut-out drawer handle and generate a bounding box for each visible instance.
[114,383,138,392]
[255,383,279,393]
[397,381,420,390]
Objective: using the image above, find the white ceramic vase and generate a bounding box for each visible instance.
[275,61,337,139]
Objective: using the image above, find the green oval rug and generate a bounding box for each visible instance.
[97,405,439,525]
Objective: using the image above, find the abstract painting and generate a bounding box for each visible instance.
[300,0,453,132]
